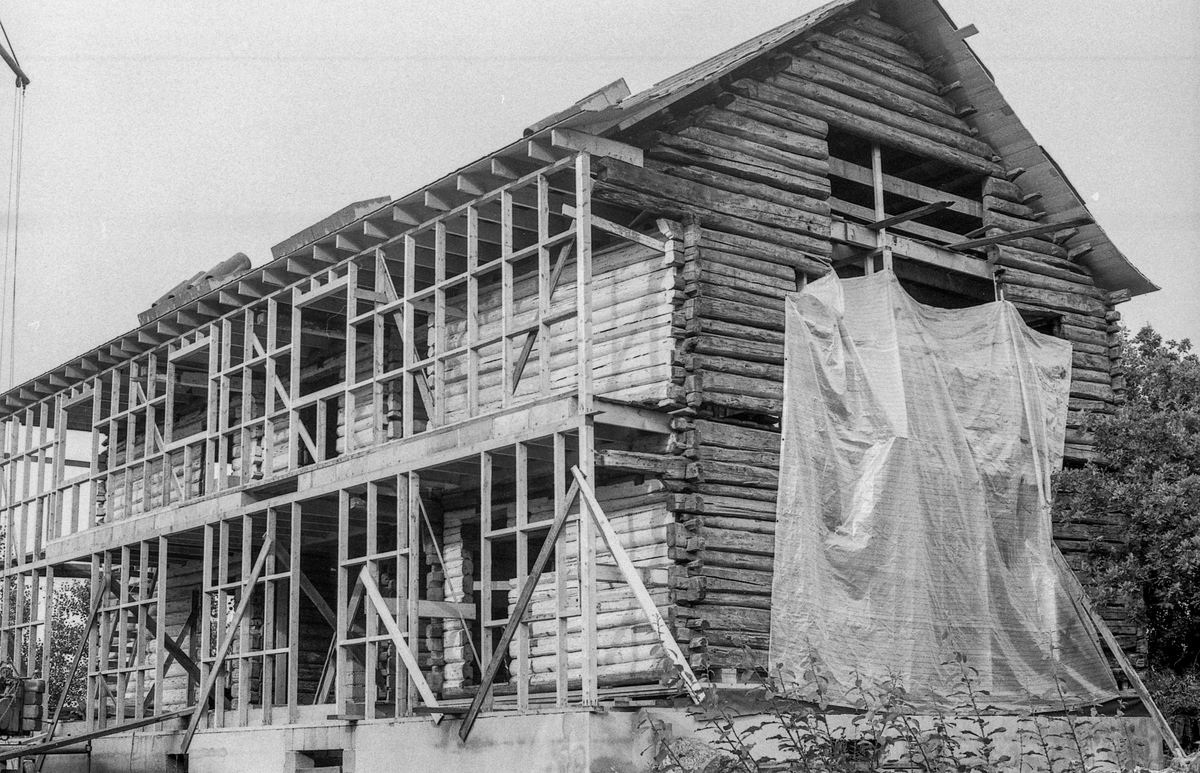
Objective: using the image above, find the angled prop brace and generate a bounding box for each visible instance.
[1054,548,1183,759]
[178,537,274,754]
[459,478,581,742]
[357,567,441,716]
[573,466,707,705]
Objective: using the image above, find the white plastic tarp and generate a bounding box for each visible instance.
[770,271,1119,711]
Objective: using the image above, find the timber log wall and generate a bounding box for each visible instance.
[585,6,1140,684]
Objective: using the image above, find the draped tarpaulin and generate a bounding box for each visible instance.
[770,271,1119,711]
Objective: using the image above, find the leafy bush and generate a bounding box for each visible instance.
[1054,326,1200,723]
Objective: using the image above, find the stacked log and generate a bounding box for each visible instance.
[505,575,670,689]
[440,506,476,693]
[435,477,675,694]
[439,237,686,417]
[421,503,446,695]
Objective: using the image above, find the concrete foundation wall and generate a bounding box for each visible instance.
[40,709,652,773]
[36,706,1165,772]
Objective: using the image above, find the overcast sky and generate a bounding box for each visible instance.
[0,1,1195,388]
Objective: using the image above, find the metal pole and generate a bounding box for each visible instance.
[0,40,29,87]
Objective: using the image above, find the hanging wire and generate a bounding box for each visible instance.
[0,85,19,390]
[8,84,25,390]
[0,84,24,390]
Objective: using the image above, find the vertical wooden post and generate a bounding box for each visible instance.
[479,452,493,672]
[434,222,447,426]
[500,191,514,406]
[154,536,168,716]
[466,207,480,417]
[240,313,255,483]
[402,235,417,438]
[372,250,386,446]
[515,442,530,711]
[204,324,221,493]
[871,142,892,272]
[574,151,598,706]
[90,380,102,524]
[41,566,55,723]
[214,519,231,728]
[135,541,150,719]
[553,432,570,706]
[405,472,421,714]
[287,502,302,722]
[34,401,48,550]
[344,262,358,456]
[262,510,277,725]
[537,174,553,397]
[364,482,379,719]
[335,491,351,713]
[115,545,130,724]
[217,319,233,490]
[289,292,302,470]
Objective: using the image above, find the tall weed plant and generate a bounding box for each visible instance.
[642,651,1149,773]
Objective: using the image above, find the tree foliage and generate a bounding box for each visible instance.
[43,579,90,719]
[1055,325,1200,680]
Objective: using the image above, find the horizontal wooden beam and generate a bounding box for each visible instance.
[829,156,981,218]
[551,128,644,167]
[833,220,991,279]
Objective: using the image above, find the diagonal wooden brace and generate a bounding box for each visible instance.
[1054,547,1183,759]
[358,568,441,715]
[511,239,575,392]
[573,466,707,705]
[35,570,110,772]
[459,478,581,742]
[178,537,274,755]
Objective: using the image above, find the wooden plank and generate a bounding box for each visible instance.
[459,479,580,742]
[417,600,477,620]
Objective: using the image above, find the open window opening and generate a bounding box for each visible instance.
[296,297,348,466]
[827,129,993,308]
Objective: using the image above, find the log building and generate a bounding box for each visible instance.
[0,0,1158,770]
